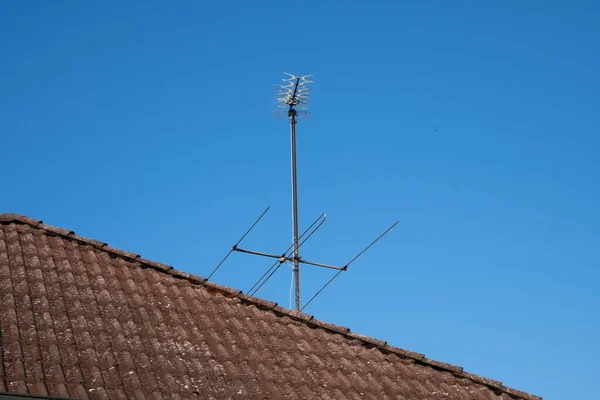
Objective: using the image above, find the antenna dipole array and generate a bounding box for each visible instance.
[209,73,398,312]
[277,73,312,110]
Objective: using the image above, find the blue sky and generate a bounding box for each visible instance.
[2,1,599,398]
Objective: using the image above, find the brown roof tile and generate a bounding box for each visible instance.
[0,213,541,399]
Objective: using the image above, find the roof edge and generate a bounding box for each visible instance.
[0,213,542,400]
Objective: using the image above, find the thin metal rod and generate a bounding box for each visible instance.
[246,212,326,295]
[297,213,326,249]
[298,259,345,270]
[289,106,300,311]
[300,221,398,311]
[207,206,270,280]
[343,221,399,268]
[207,248,235,281]
[248,261,284,296]
[233,247,284,260]
[247,259,282,295]
[300,269,343,312]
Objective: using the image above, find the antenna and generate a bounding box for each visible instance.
[282,73,311,311]
[209,73,398,312]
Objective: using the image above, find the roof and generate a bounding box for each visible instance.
[0,213,541,400]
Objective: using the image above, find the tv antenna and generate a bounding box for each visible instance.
[208,73,398,312]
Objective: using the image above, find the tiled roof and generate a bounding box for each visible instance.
[0,214,541,400]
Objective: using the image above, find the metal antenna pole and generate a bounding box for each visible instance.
[289,107,300,311]
[278,73,311,311]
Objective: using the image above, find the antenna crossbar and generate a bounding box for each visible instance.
[297,259,345,271]
[232,247,284,261]
[232,250,346,271]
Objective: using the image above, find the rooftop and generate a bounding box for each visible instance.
[0,213,541,399]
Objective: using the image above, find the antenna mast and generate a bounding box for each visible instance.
[279,73,312,310]
[208,73,397,313]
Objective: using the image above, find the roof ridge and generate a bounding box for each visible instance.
[0,213,541,400]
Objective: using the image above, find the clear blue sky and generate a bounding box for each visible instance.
[2,1,598,398]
